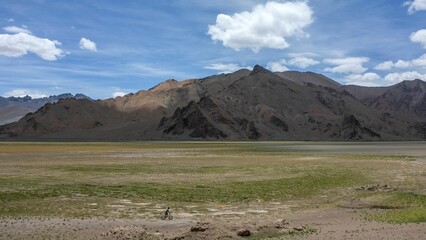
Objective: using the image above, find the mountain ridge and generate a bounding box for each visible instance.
[1,67,425,140]
[0,93,91,125]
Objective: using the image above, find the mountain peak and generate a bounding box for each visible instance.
[249,65,270,76]
[7,95,32,101]
[148,79,178,92]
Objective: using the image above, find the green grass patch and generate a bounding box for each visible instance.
[370,192,426,223]
[1,141,423,219]
[50,164,235,175]
[0,168,363,203]
[0,167,365,217]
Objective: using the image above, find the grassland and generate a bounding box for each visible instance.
[0,141,425,225]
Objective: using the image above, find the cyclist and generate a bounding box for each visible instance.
[164,207,170,218]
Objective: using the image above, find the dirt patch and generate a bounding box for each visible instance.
[99,225,158,240]
[356,184,395,192]
[169,219,314,240]
[275,219,290,229]
[288,208,426,240]
[171,221,234,240]
[1,208,425,239]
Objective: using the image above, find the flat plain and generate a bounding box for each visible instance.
[0,141,425,239]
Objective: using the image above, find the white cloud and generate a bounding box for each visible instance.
[267,60,289,72]
[6,18,15,22]
[375,54,426,70]
[374,61,394,71]
[288,52,319,59]
[324,57,369,66]
[325,65,367,74]
[324,57,369,74]
[208,1,313,52]
[287,57,319,68]
[410,29,426,48]
[0,32,64,61]
[404,0,426,14]
[4,89,47,98]
[3,25,32,34]
[384,71,426,84]
[79,37,97,52]
[112,91,127,98]
[394,60,411,68]
[130,63,192,79]
[204,63,251,74]
[412,54,426,67]
[344,72,382,86]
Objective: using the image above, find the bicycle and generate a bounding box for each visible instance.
[161,213,173,220]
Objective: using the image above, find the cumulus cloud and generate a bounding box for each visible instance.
[79,37,97,52]
[4,89,47,98]
[395,60,412,68]
[204,63,251,74]
[344,73,382,86]
[3,25,31,34]
[112,91,127,98]
[412,54,426,67]
[404,0,426,14]
[0,32,64,61]
[208,1,313,52]
[324,57,369,74]
[375,54,426,70]
[287,57,319,68]
[410,29,426,48]
[6,18,15,22]
[267,60,289,72]
[384,71,426,84]
[374,61,394,71]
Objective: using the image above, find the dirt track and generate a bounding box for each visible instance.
[1,206,425,240]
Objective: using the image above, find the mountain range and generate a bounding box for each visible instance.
[0,94,91,125]
[0,65,425,140]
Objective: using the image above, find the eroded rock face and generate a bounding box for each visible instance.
[269,116,289,132]
[247,121,261,140]
[159,97,228,139]
[411,122,426,139]
[340,115,381,140]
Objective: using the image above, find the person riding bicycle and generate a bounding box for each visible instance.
[164,207,170,218]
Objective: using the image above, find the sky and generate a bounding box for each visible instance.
[1,0,426,99]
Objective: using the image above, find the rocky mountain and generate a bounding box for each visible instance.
[343,80,426,139]
[0,66,425,140]
[0,94,91,125]
[275,71,341,89]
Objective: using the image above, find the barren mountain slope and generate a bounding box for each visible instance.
[0,67,424,140]
[0,99,128,139]
[0,94,91,125]
[275,71,341,89]
[158,66,405,140]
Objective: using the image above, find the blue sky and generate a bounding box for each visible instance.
[1,0,426,99]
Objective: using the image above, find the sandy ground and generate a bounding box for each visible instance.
[1,206,425,240]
